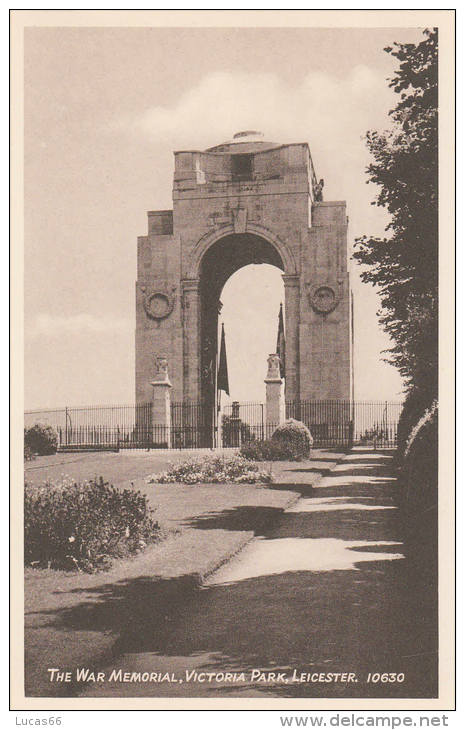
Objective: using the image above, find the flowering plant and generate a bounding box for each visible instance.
[148,455,272,485]
[24,476,160,572]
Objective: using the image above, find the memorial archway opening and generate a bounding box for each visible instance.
[199,233,285,427]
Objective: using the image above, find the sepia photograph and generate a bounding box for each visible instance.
[10,9,455,712]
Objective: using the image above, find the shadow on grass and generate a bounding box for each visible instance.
[266,481,319,497]
[27,574,200,635]
[282,467,334,476]
[183,505,285,534]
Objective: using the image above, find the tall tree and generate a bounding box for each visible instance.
[353,28,438,399]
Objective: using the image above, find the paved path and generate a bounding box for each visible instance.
[77,450,437,700]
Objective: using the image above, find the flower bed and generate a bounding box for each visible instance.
[24,476,160,572]
[147,454,272,485]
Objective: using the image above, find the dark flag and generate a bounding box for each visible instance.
[276,303,285,378]
[217,323,230,395]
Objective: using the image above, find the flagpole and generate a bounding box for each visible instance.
[276,302,285,379]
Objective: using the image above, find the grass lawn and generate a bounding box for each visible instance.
[23,448,345,696]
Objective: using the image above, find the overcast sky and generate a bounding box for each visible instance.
[24,26,424,409]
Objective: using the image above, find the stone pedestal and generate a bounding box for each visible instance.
[151,357,172,448]
[265,354,285,430]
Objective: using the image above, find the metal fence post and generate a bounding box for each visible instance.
[348,420,354,450]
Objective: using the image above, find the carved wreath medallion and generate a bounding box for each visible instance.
[142,287,176,321]
[307,284,339,314]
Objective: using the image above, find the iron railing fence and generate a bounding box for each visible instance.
[24,403,153,433]
[24,399,404,451]
[286,400,402,448]
[171,401,213,449]
[58,425,169,451]
[352,400,403,448]
[222,400,402,449]
[222,402,266,447]
[286,399,352,448]
[24,407,69,431]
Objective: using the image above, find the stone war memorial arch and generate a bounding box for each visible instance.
[135,131,354,446]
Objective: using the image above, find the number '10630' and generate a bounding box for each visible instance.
[367,673,405,683]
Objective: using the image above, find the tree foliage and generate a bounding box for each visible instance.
[353,29,438,398]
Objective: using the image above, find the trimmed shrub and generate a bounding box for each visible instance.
[148,454,272,485]
[271,418,313,459]
[24,477,160,572]
[241,419,313,461]
[24,424,58,456]
[240,439,298,461]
